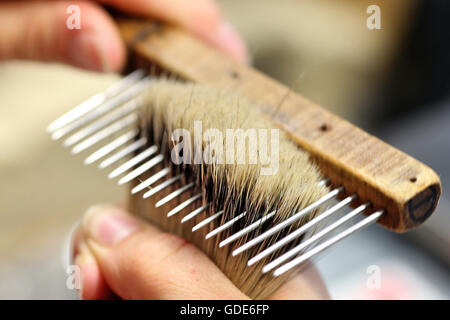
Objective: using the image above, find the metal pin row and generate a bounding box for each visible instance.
[48,69,384,277]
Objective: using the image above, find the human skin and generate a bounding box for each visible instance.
[72,204,330,299]
[0,0,248,71]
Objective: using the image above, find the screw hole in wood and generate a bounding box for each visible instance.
[319,123,330,132]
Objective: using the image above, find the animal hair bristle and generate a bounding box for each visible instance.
[128,78,329,299]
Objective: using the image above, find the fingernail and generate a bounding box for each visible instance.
[214,21,248,63]
[83,205,140,247]
[68,33,111,72]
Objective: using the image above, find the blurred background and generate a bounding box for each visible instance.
[0,0,449,299]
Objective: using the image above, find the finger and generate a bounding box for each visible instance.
[268,264,330,300]
[80,204,249,299]
[99,0,248,62]
[73,239,117,299]
[0,1,125,72]
[70,200,128,258]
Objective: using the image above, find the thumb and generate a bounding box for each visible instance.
[0,1,125,72]
[81,204,248,300]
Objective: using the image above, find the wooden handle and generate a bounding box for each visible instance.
[116,18,441,232]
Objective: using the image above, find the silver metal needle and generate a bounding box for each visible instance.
[232,187,343,257]
[64,100,138,147]
[219,180,330,248]
[143,175,182,199]
[205,212,247,240]
[71,113,137,154]
[118,154,164,185]
[108,145,158,179]
[52,78,150,140]
[182,203,211,223]
[99,137,147,169]
[167,193,202,217]
[273,210,384,277]
[219,210,276,248]
[47,69,146,133]
[262,203,369,273]
[131,167,170,194]
[84,129,138,165]
[247,194,356,266]
[192,211,223,232]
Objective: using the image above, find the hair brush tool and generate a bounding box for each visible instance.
[47,17,441,299]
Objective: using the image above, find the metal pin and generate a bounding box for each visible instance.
[143,175,182,199]
[155,182,195,208]
[219,180,329,248]
[84,129,138,165]
[71,113,137,154]
[64,100,138,147]
[219,210,276,248]
[47,69,146,133]
[167,193,202,217]
[205,212,247,240]
[118,154,164,185]
[273,210,384,277]
[108,145,157,179]
[51,78,150,140]
[192,211,223,232]
[131,167,170,194]
[99,137,147,169]
[247,194,356,266]
[262,203,370,273]
[232,187,343,257]
[182,203,211,223]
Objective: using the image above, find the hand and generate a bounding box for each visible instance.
[0,0,248,72]
[72,204,330,299]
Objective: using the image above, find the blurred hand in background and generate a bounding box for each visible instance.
[0,0,248,72]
